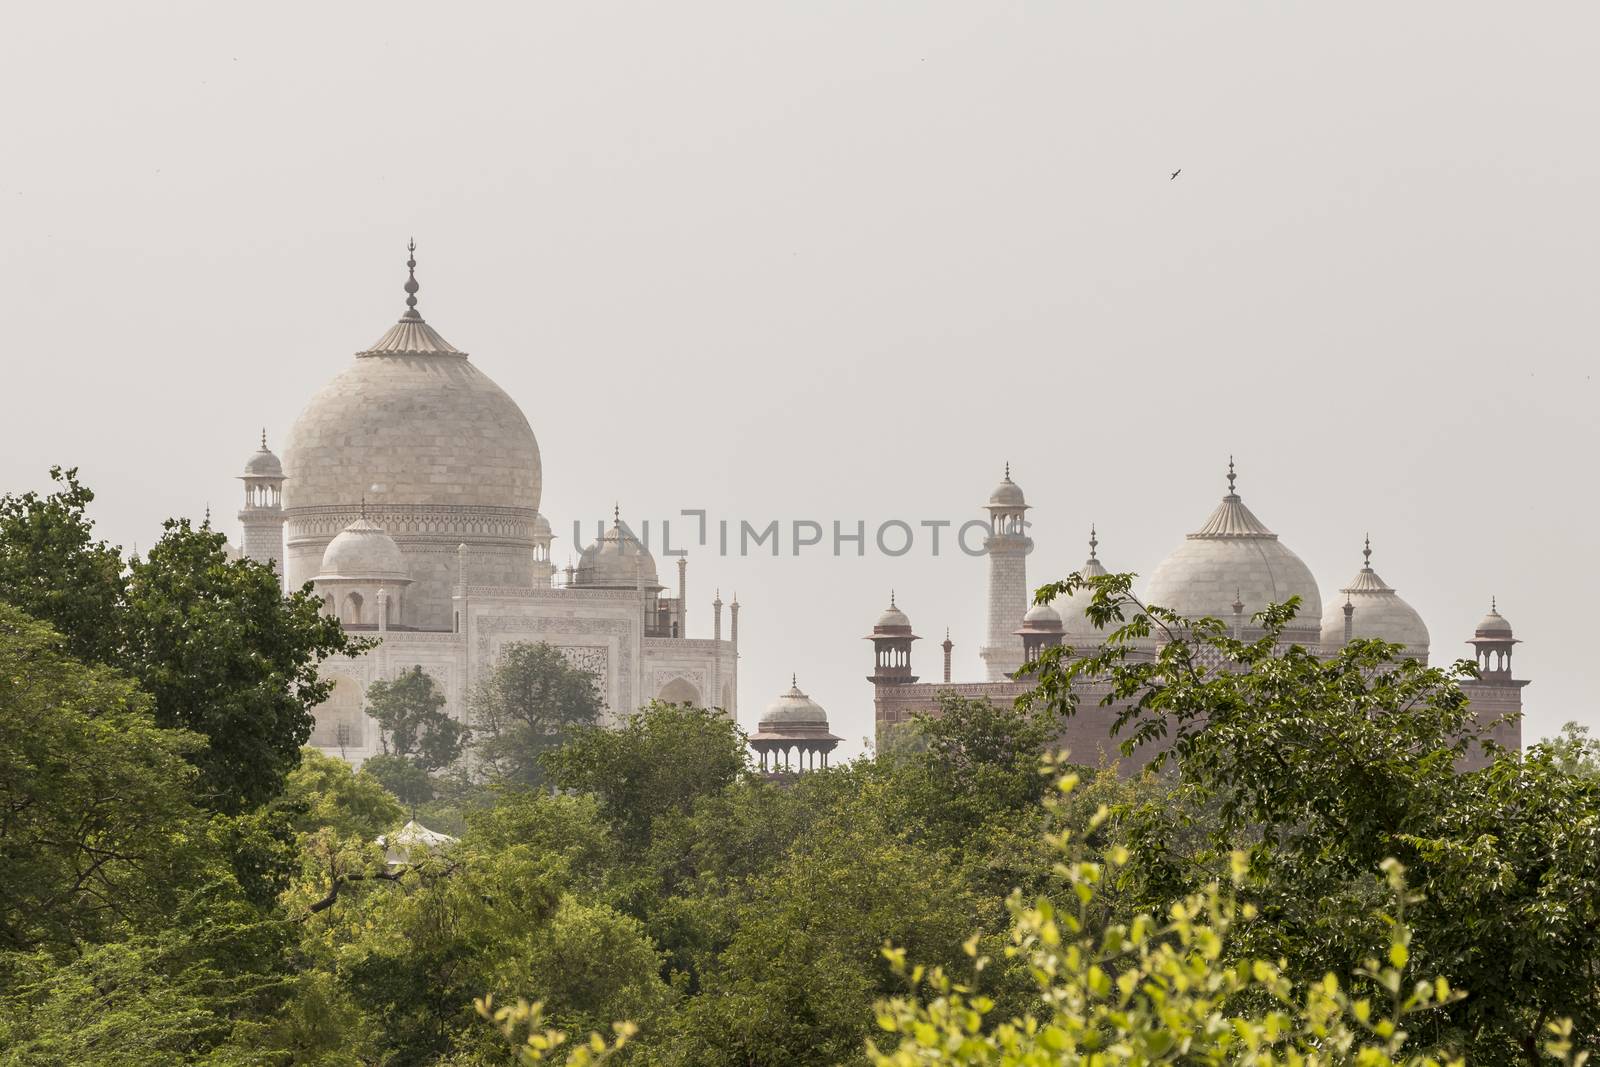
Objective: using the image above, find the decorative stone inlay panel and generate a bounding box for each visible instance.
[557,645,609,686]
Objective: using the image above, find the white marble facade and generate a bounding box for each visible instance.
[236,248,737,766]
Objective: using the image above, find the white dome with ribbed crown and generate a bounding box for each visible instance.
[1145,462,1322,637]
[282,293,540,515]
[280,245,542,629]
[1319,538,1430,660]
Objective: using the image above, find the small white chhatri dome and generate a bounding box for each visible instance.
[573,508,661,590]
[242,430,284,478]
[1021,601,1063,627]
[749,676,842,774]
[319,517,411,581]
[1145,460,1322,638]
[760,678,832,729]
[1475,600,1514,636]
[1319,536,1430,661]
[987,464,1028,510]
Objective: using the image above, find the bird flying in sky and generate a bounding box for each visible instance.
[1171,168,1182,180]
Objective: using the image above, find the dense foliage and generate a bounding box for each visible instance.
[1,468,1597,1065]
[0,469,361,812]
[470,641,605,790]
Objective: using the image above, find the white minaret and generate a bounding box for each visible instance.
[980,464,1031,680]
[238,429,287,586]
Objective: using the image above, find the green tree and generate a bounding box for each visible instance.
[361,753,437,816]
[283,747,406,841]
[0,603,217,951]
[470,642,604,789]
[287,801,613,1066]
[881,692,1059,850]
[124,518,362,812]
[0,466,127,665]
[661,789,978,1067]
[1544,720,1600,780]
[368,665,467,771]
[1026,570,1600,1065]
[545,701,748,849]
[3,468,366,814]
[868,767,1497,1067]
[508,895,673,1040]
[0,927,288,1066]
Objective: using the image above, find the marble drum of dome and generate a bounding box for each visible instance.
[282,250,542,630]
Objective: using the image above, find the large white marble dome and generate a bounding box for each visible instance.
[282,324,540,514]
[280,248,543,629]
[1144,466,1322,639]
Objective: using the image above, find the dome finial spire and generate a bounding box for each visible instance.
[1491,594,1497,613]
[1362,533,1372,569]
[402,238,421,320]
[260,427,267,450]
[1004,461,1011,481]
[1226,455,1237,495]
[890,588,896,608]
[1088,523,1099,560]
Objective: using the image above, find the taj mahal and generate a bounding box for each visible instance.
[222,246,1527,772]
[227,245,739,763]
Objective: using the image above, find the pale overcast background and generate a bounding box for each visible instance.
[2,3,1594,756]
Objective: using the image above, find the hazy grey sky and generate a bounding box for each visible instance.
[3,2,1595,754]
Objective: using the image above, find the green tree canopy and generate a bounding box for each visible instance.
[0,466,126,665]
[0,603,216,951]
[368,666,466,772]
[881,692,1060,849]
[469,642,604,790]
[0,467,365,814]
[123,519,362,812]
[545,700,749,849]
[361,753,437,816]
[1544,720,1600,780]
[282,747,406,841]
[1026,570,1600,1064]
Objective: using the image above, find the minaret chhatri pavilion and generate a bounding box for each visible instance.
[238,429,286,586]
